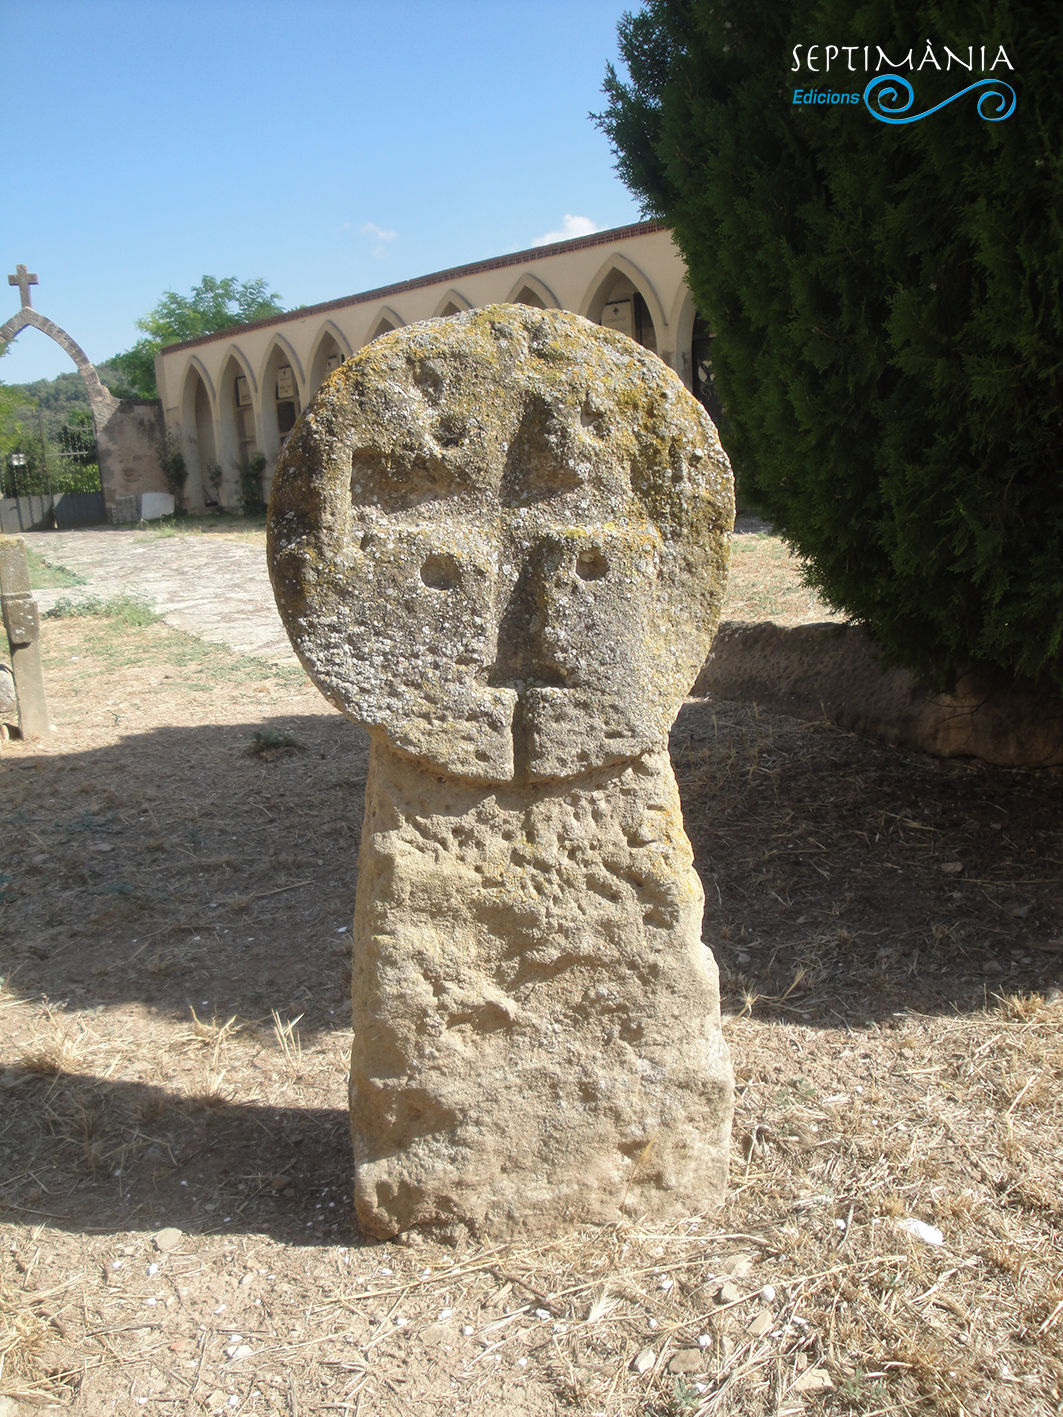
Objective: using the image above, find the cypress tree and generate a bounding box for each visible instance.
[597,1,1062,692]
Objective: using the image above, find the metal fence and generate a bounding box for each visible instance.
[2,414,102,500]
[2,414,106,531]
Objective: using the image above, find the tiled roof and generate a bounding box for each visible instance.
[160,221,670,355]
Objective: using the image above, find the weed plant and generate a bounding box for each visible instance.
[24,548,88,590]
[40,600,307,684]
[45,593,160,628]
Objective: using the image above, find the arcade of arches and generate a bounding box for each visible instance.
[155,221,721,511]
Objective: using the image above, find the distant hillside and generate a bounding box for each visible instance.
[9,363,140,438]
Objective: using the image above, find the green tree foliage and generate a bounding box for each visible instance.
[110,276,284,398]
[596,1,1062,692]
[156,433,189,511]
[0,342,39,491]
[6,364,137,417]
[0,350,102,495]
[0,363,25,464]
[238,452,268,517]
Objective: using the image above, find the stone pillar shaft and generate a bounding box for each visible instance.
[0,536,49,740]
[350,737,732,1241]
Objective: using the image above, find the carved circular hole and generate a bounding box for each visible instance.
[575,548,608,582]
[435,416,465,449]
[420,553,460,590]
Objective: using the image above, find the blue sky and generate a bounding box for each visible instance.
[0,0,642,385]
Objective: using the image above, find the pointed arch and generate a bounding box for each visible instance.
[261,339,305,482]
[179,362,217,511]
[175,353,217,406]
[309,320,353,393]
[504,273,560,309]
[362,305,405,346]
[432,289,473,318]
[258,333,305,397]
[218,342,258,394]
[219,350,260,505]
[579,253,669,354]
[317,317,353,358]
[374,305,405,333]
[0,305,115,422]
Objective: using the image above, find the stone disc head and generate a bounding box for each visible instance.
[267,304,734,783]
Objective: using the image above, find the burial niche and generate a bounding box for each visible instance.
[512,284,547,309]
[180,364,217,510]
[309,328,347,393]
[223,355,259,476]
[588,268,659,354]
[262,343,301,458]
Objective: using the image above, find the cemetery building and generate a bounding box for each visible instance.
[154,221,719,511]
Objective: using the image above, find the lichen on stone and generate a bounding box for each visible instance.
[268,304,734,784]
[266,305,736,1241]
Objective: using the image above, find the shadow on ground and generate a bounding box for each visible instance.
[1,712,368,1032]
[2,699,1061,1242]
[2,701,1060,1031]
[1,1067,354,1244]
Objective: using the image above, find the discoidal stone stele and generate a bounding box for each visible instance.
[268,304,735,1240]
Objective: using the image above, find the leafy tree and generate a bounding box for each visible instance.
[596,1,1063,693]
[7,364,137,419]
[0,376,24,462]
[110,276,284,398]
[0,343,38,489]
[238,452,268,517]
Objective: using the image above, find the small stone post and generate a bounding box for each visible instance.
[268,306,736,1242]
[0,536,50,739]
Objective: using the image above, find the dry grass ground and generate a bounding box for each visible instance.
[1,526,1061,1416]
[722,519,840,627]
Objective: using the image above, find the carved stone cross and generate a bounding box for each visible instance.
[7,264,38,309]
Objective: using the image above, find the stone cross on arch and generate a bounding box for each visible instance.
[1,263,114,418]
[7,264,38,310]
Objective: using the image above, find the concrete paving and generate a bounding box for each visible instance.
[22,527,299,665]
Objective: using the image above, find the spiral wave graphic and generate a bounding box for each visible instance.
[863,74,1017,124]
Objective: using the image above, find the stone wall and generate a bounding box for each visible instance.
[0,303,168,519]
[696,620,1063,769]
[94,395,168,515]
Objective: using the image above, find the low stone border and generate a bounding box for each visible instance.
[695,620,1063,769]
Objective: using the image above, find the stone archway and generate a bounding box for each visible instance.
[1,279,115,422]
[504,273,560,309]
[309,322,351,394]
[260,338,305,488]
[579,255,670,366]
[178,361,218,511]
[432,289,473,318]
[1,265,167,521]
